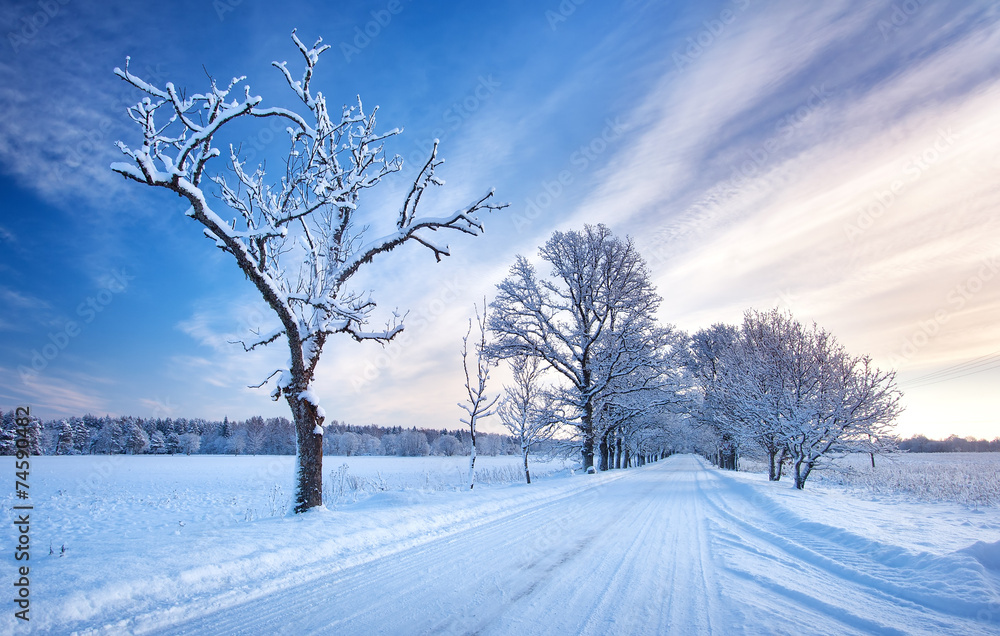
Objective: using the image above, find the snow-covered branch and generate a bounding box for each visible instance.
[489,225,669,471]
[112,30,506,512]
[459,302,499,490]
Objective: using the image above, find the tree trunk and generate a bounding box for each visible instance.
[523,446,531,484]
[469,421,477,490]
[870,452,875,468]
[599,430,609,471]
[581,401,595,471]
[719,433,738,470]
[615,436,622,469]
[794,458,812,489]
[288,392,324,513]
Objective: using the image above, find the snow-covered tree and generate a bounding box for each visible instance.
[72,418,91,454]
[783,331,903,489]
[0,410,41,456]
[497,355,558,483]
[92,418,122,455]
[458,303,499,490]
[226,429,248,455]
[245,415,267,455]
[713,309,799,480]
[0,411,14,455]
[24,415,42,456]
[489,225,662,471]
[55,420,75,455]
[379,433,399,456]
[124,420,151,454]
[397,430,430,457]
[264,417,295,455]
[337,431,360,456]
[689,323,741,469]
[178,432,201,455]
[112,31,505,511]
[358,432,381,456]
[149,430,167,454]
[433,433,463,456]
[714,308,903,488]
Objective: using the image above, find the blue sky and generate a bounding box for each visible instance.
[1,0,998,439]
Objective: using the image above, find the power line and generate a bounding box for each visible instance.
[902,357,1000,389]
[902,349,1000,385]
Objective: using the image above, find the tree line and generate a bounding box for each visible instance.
[0,411,518,458]
[897,435,1000,453]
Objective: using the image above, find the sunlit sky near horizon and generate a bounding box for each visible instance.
[1,0,998,440]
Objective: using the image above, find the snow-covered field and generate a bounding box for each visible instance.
[3,454,999,634]
[741,452,1000,508]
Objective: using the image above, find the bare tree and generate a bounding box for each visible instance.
[459,303,498,490]
[497,355,559,483]
[489,225,661,471]
[112,31,505,512]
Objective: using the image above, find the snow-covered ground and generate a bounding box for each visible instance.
[741,452,1000,508]
[3,454,999,634]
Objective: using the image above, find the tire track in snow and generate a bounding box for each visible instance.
[141,463,689,635]
[110,471,627,635]
[94,455,999,635]
[139,473,621,635]
[533,467,671,634]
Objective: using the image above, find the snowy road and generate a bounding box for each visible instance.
[105,455,1000,636]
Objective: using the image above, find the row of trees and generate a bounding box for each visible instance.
[451,225,694,486]
[469,225,904,491]
[688,310,902,488]
[0,411,516,458]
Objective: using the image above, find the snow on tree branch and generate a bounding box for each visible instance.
[488,225,678,471]
[459,301,499,490]
[112,30,506,512]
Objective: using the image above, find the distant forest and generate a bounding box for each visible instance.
[1,409,996,456]
[0,409,520,457]
[897,435,1000,453]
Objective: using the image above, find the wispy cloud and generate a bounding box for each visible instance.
[0,286,49,311]
[0,2,164,208]
[0,365,114,416]
[556,0,1000,436]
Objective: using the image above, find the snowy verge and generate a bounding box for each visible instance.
[0,455,620,634]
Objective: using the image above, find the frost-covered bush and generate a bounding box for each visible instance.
[473,464,523,485]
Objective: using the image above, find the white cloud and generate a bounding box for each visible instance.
[0,365,114,417]
[557,1,1000,437]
